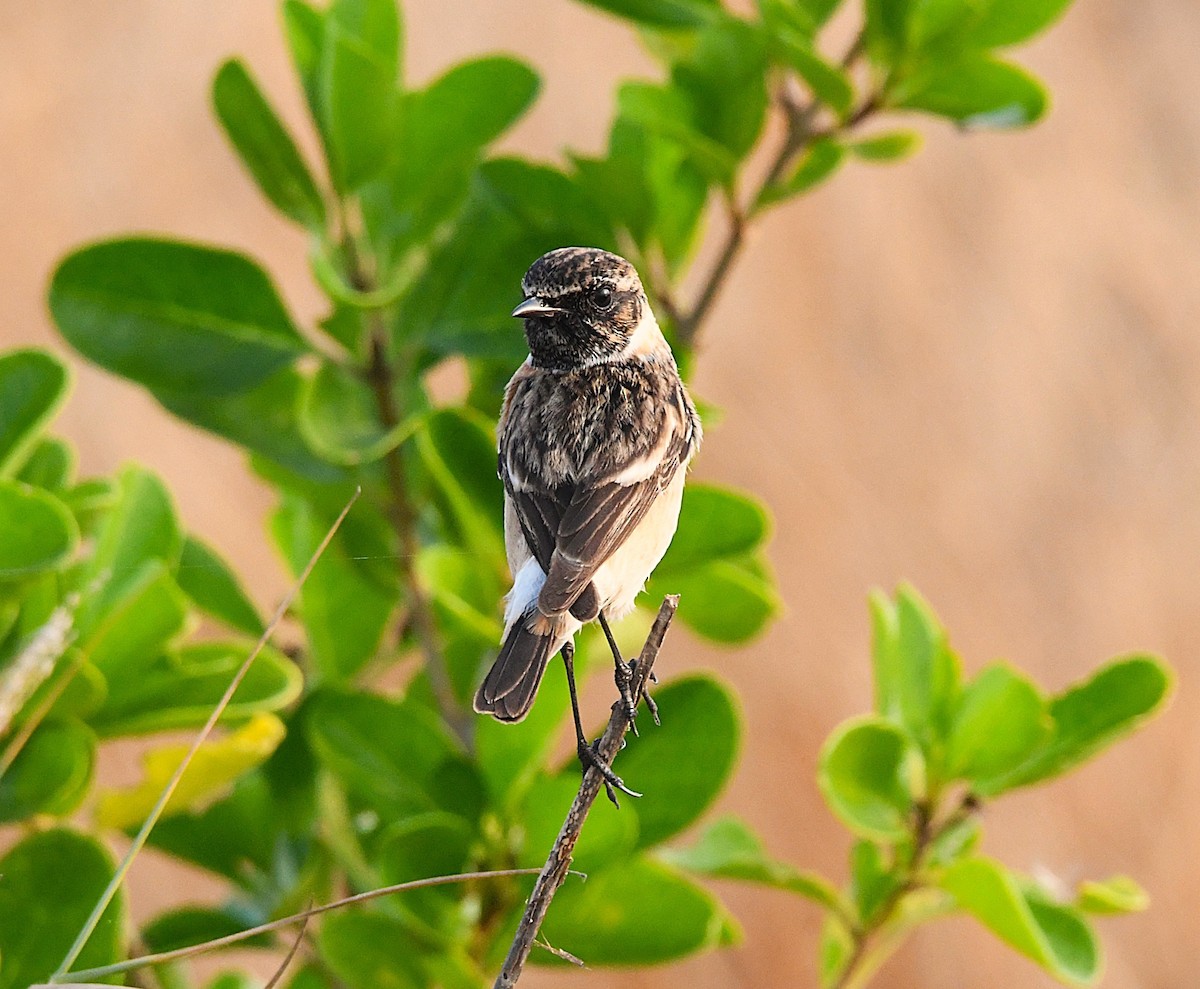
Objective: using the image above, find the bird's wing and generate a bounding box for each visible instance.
[535,414,695,617]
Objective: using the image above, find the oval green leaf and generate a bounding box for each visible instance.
[0,828,126,989]
[0,481,78,579]
[1076,875,1149,916]
[656,483,770,574]
[659,815,847,913]
[984,654,1172,793]
[212,59,325,228]
[0,719,95,822]
[0,349,70,477]
[947,663,1050,789]
[818,716,920,840]
[587,674,739,848]
[50,238,307,395]
[538,858,738,966]
[176,535,264,635]
[894,55,1049,129]
[940,856,1100,985]
[298,360,423,465]
[90,639,301,737]
[649,556,780,643]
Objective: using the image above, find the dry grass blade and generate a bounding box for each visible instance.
[56,868,555,983]
[52,488,362,979]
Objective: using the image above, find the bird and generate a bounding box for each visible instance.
[473,246,701,800]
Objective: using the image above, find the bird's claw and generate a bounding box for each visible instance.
[577,739,640,807]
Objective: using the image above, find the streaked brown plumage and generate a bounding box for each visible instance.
[473,247,700,733]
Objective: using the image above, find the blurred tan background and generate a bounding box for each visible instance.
[2,1,1197,986]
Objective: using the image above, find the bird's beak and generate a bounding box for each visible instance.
[511,296,563,319]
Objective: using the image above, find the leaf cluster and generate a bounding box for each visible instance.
[0,0,1165,987]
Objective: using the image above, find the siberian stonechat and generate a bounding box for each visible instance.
[473,246,701,796]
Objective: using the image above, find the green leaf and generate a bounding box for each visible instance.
[0,481,78,579]
[0,828,126,989]
[940,856,1100,984]
[387,56,539,232]
[50,238,307,395]
[16,437,75,492]
[590,674,739,848]
[649,556,780,643]
[894,55,1049,129]
[474,664,570,810]
[962,0,1075,48]
[306,687,463,818]
[157,367,348,484]
[539,857,737,965]
[0,349,70,478]
[818,912,854,988]
[985,655,1172,792]
[656,483,770,573]
[79,561,190,685]
[62,477,118,536]
[573,0,719,28]
[91,639,301,737]
[850,129,923,162]
[415,407,505,566]
[416,545,503,705]
[147,772,279,879]
[142,905,272,953]
[397,158,614,360]
[298,360,423,465]
[777,36,854,117]
[0,719,95,821]
[757,137,844,208]
[671,16,769,159]
[95,712,285,829]
[271,495,397,681]
[319,913,424,989]
[212,59,325,228]
[850,839,902,924]
[617,82,737,185]
[176,536,264,635]
[660,815,846,913]
[868,585,961,754]
[319,0,402,190]
[520,773,638,874]
[1076,875,1149,916]
[80,464,182,618]
[947,663,1049,789]
[758,0,844,40]
[282,0,326,119]
[818,716,920,840]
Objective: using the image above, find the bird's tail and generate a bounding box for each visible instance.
[473,618,558,723]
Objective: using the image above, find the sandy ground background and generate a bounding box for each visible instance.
[2,1,1198,986]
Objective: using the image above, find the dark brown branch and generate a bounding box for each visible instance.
[492,595,680,989]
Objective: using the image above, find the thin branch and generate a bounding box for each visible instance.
[829,793,980,989]
[492,595,680,989]
[263,900,314,989]
[53,488,363,979]
[674,30,875,351]
[52,868,551,984]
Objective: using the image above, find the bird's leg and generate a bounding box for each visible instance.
[560,640,640,806]
[597,611,659,732]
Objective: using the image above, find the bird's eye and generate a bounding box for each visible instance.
[594,286,614,310]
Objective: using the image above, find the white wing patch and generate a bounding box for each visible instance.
[504,557,546,633]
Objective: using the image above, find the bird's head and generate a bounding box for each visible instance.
[513,247,650,371]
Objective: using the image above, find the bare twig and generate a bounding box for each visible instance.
[52,868,550,984]
[263,901,314,989]
[53,489,363,979]
[492,595,680,989]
